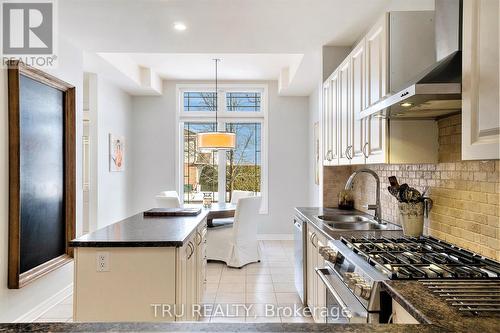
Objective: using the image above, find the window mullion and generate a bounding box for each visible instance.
[217,120,226,203]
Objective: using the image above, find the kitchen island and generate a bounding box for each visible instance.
[69,211,208,322]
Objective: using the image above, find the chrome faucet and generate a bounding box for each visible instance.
[344,168,384,224]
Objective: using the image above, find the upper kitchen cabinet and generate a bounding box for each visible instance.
[365,15,389,108]
[462,0,500,160]
[322,10,439,166]
[350,40,368,165]
[338,58,352,165]
[323,74,339,165]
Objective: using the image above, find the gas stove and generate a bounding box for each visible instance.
[316,236,500,322]
[340,236,500,280]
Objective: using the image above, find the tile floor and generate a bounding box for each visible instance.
[34,240,311,323]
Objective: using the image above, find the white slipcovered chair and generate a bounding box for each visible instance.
[229,190,255,204]
[206,196,261,268]
[155,191,181,208]
[211,190,254,227]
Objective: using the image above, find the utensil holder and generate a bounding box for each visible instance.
[398,202,424,237]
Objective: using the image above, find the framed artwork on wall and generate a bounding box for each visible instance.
[109,134,125,172]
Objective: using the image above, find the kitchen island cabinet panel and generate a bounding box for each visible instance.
[74,247,177,322]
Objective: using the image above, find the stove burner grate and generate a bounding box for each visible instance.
[421,280,500,316]
[341,236,500,280]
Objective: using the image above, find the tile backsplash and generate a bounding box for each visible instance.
[323,114,500,260]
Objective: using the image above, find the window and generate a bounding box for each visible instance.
[225,123,261,202]
[183,123,218,203]
[226,92,261,112]
[183,92,216,111]
[177,84,267,211]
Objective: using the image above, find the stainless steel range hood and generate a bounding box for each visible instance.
[360,0,462,119]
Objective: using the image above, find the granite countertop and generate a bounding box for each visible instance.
[295,207,403,240]
[383,280,500,333]
[0,322,446,333]
[69,211,209,248]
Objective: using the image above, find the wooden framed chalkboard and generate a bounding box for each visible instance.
[8,61,76,289]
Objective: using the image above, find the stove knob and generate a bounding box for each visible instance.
[354,283,365,297]
[343,272,357,283]
[325,249,338,262]
[360,284,372,300]
[347,275,364,288]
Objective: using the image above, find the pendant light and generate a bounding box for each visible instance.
[197,59,236,150]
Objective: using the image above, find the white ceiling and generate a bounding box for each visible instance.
[100,53,304,81]
[60,0,434,96]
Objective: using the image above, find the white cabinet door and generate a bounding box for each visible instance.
[330,72,340,165]
[176,235,198,321]
[306,229,315,309]
[350,40,367,165]
[365,115,387,164]
[186,238,198,321]
[315,236,326,324]
[338,59,351,165]
[462,0,500,160]
[365,14,389,108]
[196,224,207,306]
[322,81,333,165]
[364,14,388,164]
[176,241,188,321]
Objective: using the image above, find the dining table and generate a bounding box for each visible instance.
[183,202,236,228]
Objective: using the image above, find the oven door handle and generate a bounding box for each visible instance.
[315,268,352,318]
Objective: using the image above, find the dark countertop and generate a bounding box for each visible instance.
[0,322,445,332]
[69,211,208,248]
[383,280,500,333]
[295,207,403,240]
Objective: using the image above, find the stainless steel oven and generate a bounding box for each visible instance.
[316,267,370,323]
[314,240,388,323]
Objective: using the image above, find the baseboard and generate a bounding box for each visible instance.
[257,234,293,240]
[14,283,73,323]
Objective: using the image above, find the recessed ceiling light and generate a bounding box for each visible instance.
[400,102,413,107]
[173,22,187,31]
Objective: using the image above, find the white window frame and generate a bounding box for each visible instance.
[176,83,269,214]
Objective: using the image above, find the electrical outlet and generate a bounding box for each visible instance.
[96,252,110,272]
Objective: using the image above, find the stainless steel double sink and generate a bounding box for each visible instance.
[315,212,388,231]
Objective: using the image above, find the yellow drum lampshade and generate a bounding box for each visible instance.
[197,132,236,149]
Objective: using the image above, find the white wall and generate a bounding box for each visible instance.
[95,77,135,228]
[130,83,177,212]
[0,37,134,321]
[131,80,309,235]
[0,37,82,322]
